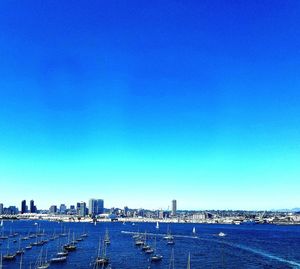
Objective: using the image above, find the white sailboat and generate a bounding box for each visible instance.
[156,221,159,229]
[192,227,196,236]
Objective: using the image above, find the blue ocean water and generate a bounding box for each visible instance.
[0,220,300,268]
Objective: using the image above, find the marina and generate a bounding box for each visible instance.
[0,220,300,268]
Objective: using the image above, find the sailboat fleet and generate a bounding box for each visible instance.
[0,220,200,268]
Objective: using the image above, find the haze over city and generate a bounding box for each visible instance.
[1,1,300,210]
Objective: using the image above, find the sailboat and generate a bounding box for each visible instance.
[192,227,196,236]
[64,231,76,251]
[150,237,163,262]
[50,239,67,263]
[156,221,159,229]
[3,239,16,261]
[187,252,191,269]
[168,248,175,269]
[104,229,110,245]
[95,237,109,266]
[16,237,25,255]
[81,226,88,238]
[0,223,8,240]
[163,226,174,240]
[36,247,50,269]
[141,231,151,251]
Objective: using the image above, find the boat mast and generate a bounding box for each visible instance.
[19,253,23,269]
[168,248,175,269]
[187,252,191,269]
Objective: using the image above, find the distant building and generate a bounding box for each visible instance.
[78,202,86,217]
[68,205,76,215]
[49,205,57,214]
[158,210,164,219]
[7,206,18,215]
[59,204,67,214]
[88,199,104,217]
[0,203,3,215]
[171,200,177,216]
[76,203,81,215]
[192,213,206,221]
[30,200,37,213]
[124,206,129,216]
[21,200,27,214]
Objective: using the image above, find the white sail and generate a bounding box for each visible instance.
[192,227,196,234]
[156,221,159,229]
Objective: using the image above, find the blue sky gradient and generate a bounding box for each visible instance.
[0,1,300,210]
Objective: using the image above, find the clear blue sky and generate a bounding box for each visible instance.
[0,1,300,210]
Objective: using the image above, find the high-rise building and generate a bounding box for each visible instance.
[124,206,129,216]
[49,205,57,214]
[171,199,177,216]
[0,203,3,215]
[30,200,37,213]
[78,202,86,217]
[59,204,67,214]
[88,199,104,217]
[21,200,26,214]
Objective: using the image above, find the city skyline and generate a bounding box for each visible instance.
[1,1,300,210]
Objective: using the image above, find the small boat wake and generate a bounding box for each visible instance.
[121,231,198,239]
[121,230,300,268]
[200,237,300,268]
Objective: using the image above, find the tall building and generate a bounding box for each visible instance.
[21,200,26,214]
[78,202,86,217]
[59,204,67,214]
[88,199,104,217]
[49,205,57,214]
[0,203,3,215]
[30,200,36,213]
[171,199,177,216]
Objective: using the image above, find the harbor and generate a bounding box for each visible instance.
[1,220,300,268]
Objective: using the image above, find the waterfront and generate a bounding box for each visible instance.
[1,220,300,268]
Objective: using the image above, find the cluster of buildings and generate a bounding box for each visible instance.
[48,199,104,217]
[0,199,179,219]
[3,199,300,225]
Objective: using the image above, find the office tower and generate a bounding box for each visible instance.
[30,200,36,213]
[124,206,128,216]
[21,200,26,214]
[76,202,80,215]
[0,203,3,215]
[88,199,96,216]
[171,199,177,216]
[96,199,104,214]
[49,205,57,214]
[78,202,86,217]
[88,199,104,217]
[59,204,67,214]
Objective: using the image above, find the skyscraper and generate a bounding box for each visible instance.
[78,202,86,217]
[30,200,36,213]
[21,200,26,214]
[88,199,104,217]
[49,205,57,214]
[59,204,67,214]
[171,199,177,216]
[0,203,3,215]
